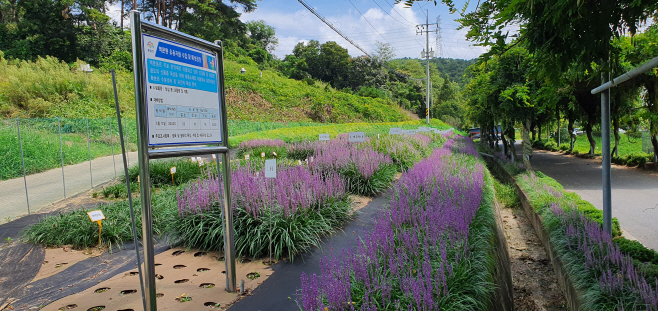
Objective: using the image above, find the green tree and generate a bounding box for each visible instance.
[245,20,278,53]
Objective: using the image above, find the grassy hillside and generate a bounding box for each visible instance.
[0,52,411,123]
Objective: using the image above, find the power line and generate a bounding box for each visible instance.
[346,0,401,56]
[382,0,417,25]
[371,0,414,27]
[296,0,422,81]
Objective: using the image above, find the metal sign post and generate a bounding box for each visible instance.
[130,11,236,311]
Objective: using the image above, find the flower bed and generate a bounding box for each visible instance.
[298,135,504,310]
[173,132,447,259]
[517,172,658,310]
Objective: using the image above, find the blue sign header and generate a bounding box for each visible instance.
[155,41,204,68]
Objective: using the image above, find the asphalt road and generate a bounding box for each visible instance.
[524,145,658,251]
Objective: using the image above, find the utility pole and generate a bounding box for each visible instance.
[416,10,438,125]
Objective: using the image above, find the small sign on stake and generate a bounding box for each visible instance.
[212,154,216,160]
[170,167,176,185]
[87,210,105,246]
[264,159,276,178]
[260,152,265,158]
[319,134,330,141]
[245,154,250,161]
[191,157,197,163]
[348,132,365,142]
[389,128,402,135]
[272,152,278,158]
[196,157,204,166]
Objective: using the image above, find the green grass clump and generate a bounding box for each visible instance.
[342,164,398,196]
[171,199,352,260]
[101,182,139,199]
[127,158,206,187]
[493,179,520,208]
[22,187,178,248]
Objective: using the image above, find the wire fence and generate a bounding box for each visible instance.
[0,117,326,223]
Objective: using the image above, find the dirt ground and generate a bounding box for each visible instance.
[501,200,568,310]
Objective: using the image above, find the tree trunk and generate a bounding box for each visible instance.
[557,107,561,146]
[120,0,124,29]
[501,126,508,157]
[505,122,516,162]
[538,121,542,141]
[522,118,533,170]
[585,113,596,155]
[492,124,498,148]
[568,115,576,152]
[170,0,174,28]
[612,117,620,158]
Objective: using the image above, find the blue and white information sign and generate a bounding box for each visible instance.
[142,34,222,146]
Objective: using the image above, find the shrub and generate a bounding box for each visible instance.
[559,143,570,151]
[544,141,558,151]
[614,237,658,265]
[128,158,204,187]
[627,152,650,167]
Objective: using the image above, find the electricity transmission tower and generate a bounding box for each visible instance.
[416,10,439,125]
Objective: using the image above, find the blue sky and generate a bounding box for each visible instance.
[106,0,489,60]
[239,0,488,59]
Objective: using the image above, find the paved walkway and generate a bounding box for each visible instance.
[526,147,658,251]
[229,194,388,311]
[0,152,138,224]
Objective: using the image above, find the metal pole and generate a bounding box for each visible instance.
[221,151,236,292]
[110,117,116,177]
[17,118,30,214]
[215,39,237,293]
[113,69,147,311]
[58,117,66,198]
[87,118,93,188]
[425,10,430,125]
[601,73,612,236]
[131,11,157,311]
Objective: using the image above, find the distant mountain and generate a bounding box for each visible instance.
[392,58,476,86]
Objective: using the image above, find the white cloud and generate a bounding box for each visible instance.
[240,2,484,60]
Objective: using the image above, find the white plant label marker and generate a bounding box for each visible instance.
[389,128,402,135]
[87,210,105,222]
[191,157,197,163]
[197,157,204,166]
[348,132,365,142]
[212,154,216,160]
[261,152,265,158]
[319,134,330,141]
[264,159,276,178]
[245,154,250,161]
[170,167,176,174]
[405,130,416,135]
[87,210,105,246]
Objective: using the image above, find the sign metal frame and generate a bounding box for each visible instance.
[131,11,236,311]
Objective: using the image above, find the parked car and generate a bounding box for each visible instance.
[573,128,584,135]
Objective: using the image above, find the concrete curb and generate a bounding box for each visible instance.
[485,157,585,311]
[489,190,515,311]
